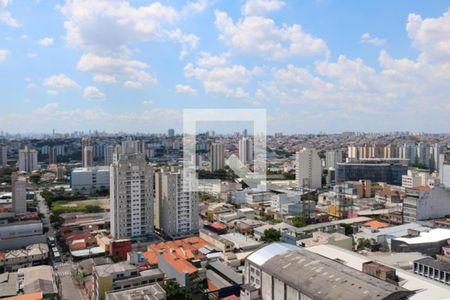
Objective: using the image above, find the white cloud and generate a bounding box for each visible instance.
[196,51,228,67]
[166,29,199,59]
[77,53,156,87]
[184,61,261,98]
[360,32,386,46]
[43,73,80,89]
[176,84,197,95]
[123,81,143,89]
[20,34,29,40]
[0,0,19,27]
[27,53,37,59]
[38,37,54,46]
[215,11,328,60]
[47,90,59,96]
[0,48,9,61]
[182,0,209,15]
[83,86,106,100]
[242,0,285,16]
[142,100,154,106]
[93,74,117,84]
[59,0,179,53]
[407,9,450,60]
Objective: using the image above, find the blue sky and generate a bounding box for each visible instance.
[1,0,450,134]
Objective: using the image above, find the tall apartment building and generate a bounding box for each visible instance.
[104,145,114,166]
[399,143,417,165]
[156,169,199,239]
[239,137,253,164]
[82,137,94,167]
[209,142,225,171]
[295,148,322,189]
[383,144,398,159]
[49,146,57,164]
[432,143,445,172]
[18,146,38,173]
[12,173,27,215]
[110,152,154,239]
[0,144,7,166]
[417,142,431,167]
[325,150,343,169]
[347,145,359,161]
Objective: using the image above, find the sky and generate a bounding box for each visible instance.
[1,0,450,134]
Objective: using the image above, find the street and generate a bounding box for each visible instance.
[36,191,84,300]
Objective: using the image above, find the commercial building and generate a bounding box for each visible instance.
[413,257,450,285]
[17,265,58,300]
[110,151,154,239]
[296,148,322,189]
[391,228,450,256]
[325,150,343,169]
[70,166,110,195]
[156,169,199,239]
[243,243,413,300]
[239,137,253,165]
[11,173,27,215]
[18,147,38,173]
[336,162,407,185]
[92,262,164,300]
[402,169,430,189]
[403,186,450,223]
[210,143,225,171]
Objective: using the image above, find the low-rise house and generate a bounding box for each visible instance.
[105,283,166,300]
[2,244,49,271]
[297,232,352,250]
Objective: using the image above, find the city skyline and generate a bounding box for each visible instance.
[1,0,450,133]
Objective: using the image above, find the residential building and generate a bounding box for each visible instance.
[325,149,343,169]
[239,137,253,165]
[110,152,154,239]
[18,147,38,173]
[402,169,430,189]
[157,169,199,238]
[92,262,164,300]
[336,162,407,185]
[400,143,417,165]
[82,137,94,168]
[17,265,58,300]
[71,166,110,195]
[295,148,322,189]
[403,186,450,223]
[210,143,225,171]
[104,145,114,166]
[0,144,7,166]
[168,129,175,138]
[3,244,49,271]
[11,173,27,215]
[48,146,57,164]
[243,243,413,300]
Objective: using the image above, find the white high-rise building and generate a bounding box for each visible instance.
[416,142,430,167]
[347,146,359,160]
[104,145,114,166]
[400,143,417,165]
[0,145,7,166]
[325,150,343,169]
[296,148,322,189]
[83,146,94,168]
[156,169,198,238]
[432,143,445,172]
[239,137,253,165]
[18,147,38,173]
[210,143,225,171]
[12,173,27,215]
[110,152,154,239]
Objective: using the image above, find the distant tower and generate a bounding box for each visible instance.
[168,129,175,138]
[49,146,57,164]
[209,143,225,171]
[104,145,114,166]
[239,137,253,164]
[296,148,322,190]
[110,151,154,239]
[0,145,7,166]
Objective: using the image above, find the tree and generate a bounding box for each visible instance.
[261,228,281,243]
[84,205,103,213]
[356,238,371,250]
[291,215,307,228]
[163,279,193,300]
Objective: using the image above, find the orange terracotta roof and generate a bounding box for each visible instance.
[3,292,43,300]
[364,220,390,229]
[142,251,158,265]
[161,252,197,274]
